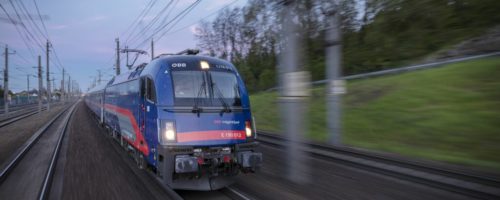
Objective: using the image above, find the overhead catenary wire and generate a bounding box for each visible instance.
[116,0,200,72]
[166,0,240,35]
[122,0,159,43]
[99,0,166,72]
[7,0,45,52]
[133,0,202,50]
[16,0,49,41]
[33,0,50,39]
[151,0,202,46]
[126,0,176,46]
[102,0,233,75]
[1,0,67,90]
[0,3,37,58]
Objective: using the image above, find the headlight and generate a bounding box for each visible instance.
[160,121,176,144]
[245,120,252,137]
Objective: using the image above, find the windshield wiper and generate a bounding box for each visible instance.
[192,81,206,116]
[211,82,231,115]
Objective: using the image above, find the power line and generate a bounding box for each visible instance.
[16,0,49,40]
[33,0,50,39]
[166,0,240,35]
[122,0,158,42]
[7,0,45,52]
[27,0,64,73]
[126,0,176,46]
[151,0,179,35]
[152,0,202,46]
[0,3,37,58]
[134,0,202,50]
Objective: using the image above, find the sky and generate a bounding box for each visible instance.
[0,0,247,93]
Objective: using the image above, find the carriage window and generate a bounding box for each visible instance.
[146,77,156,102]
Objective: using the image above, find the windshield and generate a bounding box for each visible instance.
[172,71,208,98]
[171,70,241,106]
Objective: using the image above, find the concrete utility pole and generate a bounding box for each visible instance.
[67,75,71,100]
[46,40,51,111]
[97,70,102,85]
[325,4,345,146]
[61,68,65,102]
[279,0,310,184]
[3,45,15,115]
[26,75,30,103]
[116,38,121,75]
[151,38,154,60]
[38,55,43,113]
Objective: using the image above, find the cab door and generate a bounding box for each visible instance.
[141,77,158,163]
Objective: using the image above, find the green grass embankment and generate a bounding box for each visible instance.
[251,57,500,170]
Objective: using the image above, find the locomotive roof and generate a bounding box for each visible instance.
[87,82,107,94]
[107,55,235,86]
[156,55,235,68]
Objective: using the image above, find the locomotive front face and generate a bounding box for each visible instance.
[153,57,262,190]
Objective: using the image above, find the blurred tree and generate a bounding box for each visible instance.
[195,0,500,92]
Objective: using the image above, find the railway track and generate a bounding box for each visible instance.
[0,102,77,200]
[257,131,500,200]
[0,107,45,128]
[0,103,38,115]
[0,102,65,128]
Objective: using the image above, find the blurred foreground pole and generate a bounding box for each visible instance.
[27,75,30,103]
[3,46,15,115]
[38,56,42,113]
[279,0,311,184]
[3,46,9,115]
[151,38,154,60]
[115,38,121,75]
[325,3,344,146]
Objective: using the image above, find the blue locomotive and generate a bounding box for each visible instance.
[85,50,262,190]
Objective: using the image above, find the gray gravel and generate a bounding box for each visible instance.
[0,103,68,164]
[58,102,174,200]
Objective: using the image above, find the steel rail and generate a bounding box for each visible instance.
[0,103,73,183]
[0,108,44,128]
[38,102,78,200]
[257,131,500,199]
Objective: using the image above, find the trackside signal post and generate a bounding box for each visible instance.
[279,0,311,184]
[325,3,345,146]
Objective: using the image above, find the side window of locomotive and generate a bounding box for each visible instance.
[140,78,146,98]
[146,77,156,103]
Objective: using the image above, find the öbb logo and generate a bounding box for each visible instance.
[171,63,186,68]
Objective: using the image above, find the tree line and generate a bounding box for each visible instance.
[194,0,500,92]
